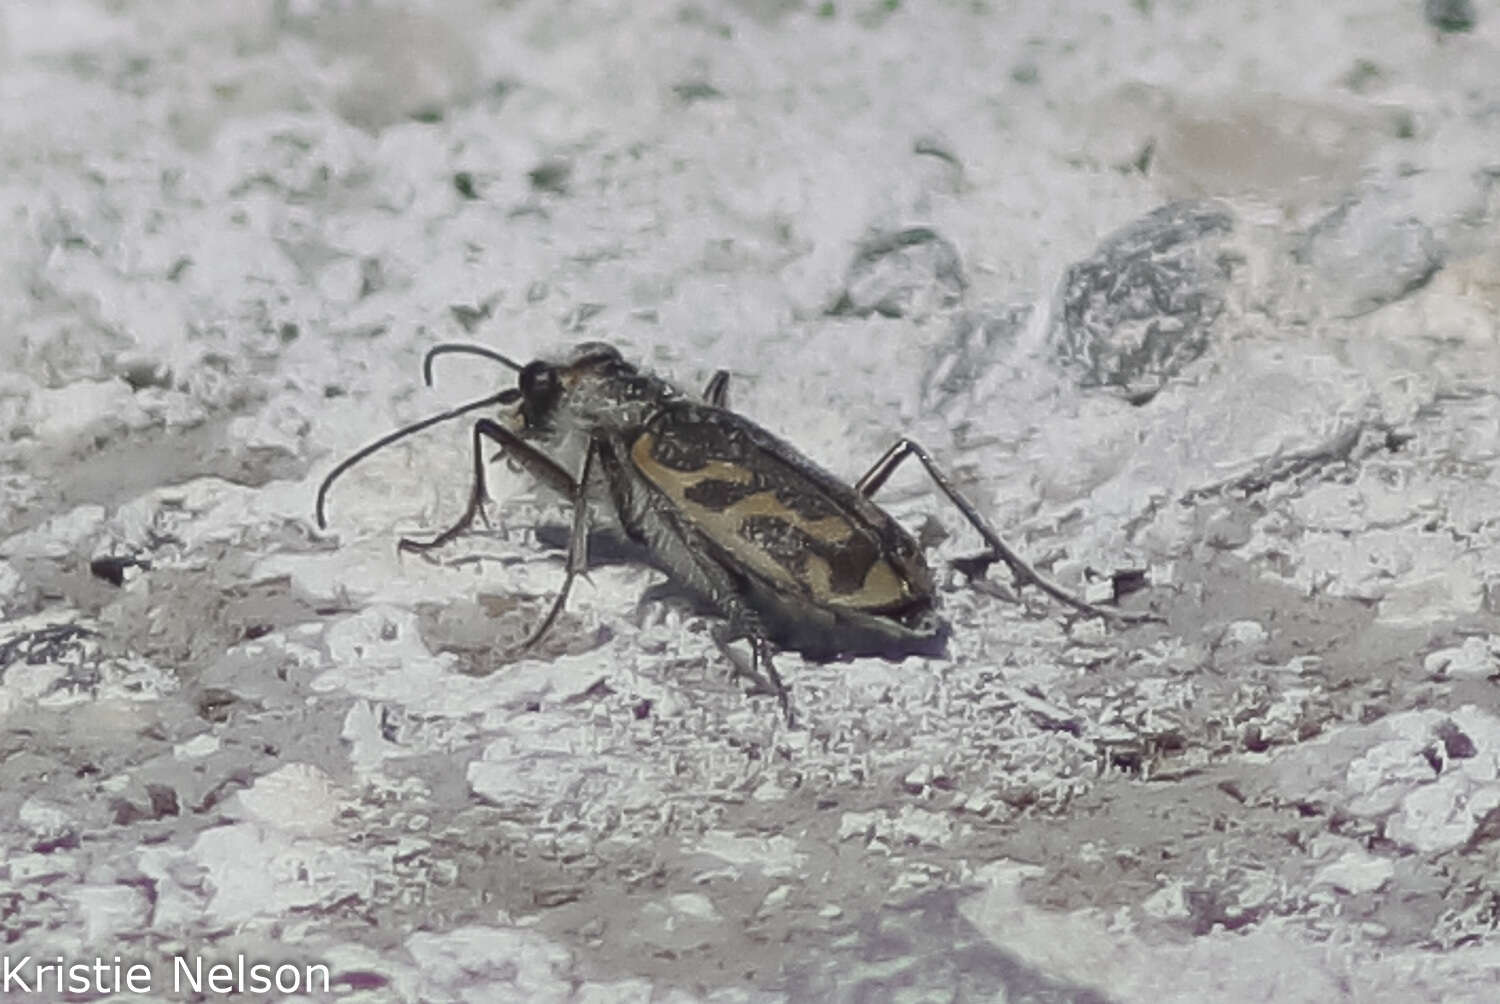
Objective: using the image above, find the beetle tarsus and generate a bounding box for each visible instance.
[398,484,488,554]
[713,629,795,726]
[755,639,795,727]
[516,568,577,653]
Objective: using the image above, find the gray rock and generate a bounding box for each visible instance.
[832,227,965,320]
[919,303,1031,418]
[1295,185,1445,316]
[1049,201,1235,403]
[1424,0,1475,32]
[1424,637,1499,680]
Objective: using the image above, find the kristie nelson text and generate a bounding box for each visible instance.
[2,955,332,995]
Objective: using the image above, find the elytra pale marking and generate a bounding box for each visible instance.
[631,431,913,611]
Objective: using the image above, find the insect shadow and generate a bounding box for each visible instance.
[315,341,1160,725]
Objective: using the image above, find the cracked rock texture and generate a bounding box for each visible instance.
[2,1,1500,1001]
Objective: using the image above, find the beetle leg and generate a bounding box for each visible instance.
[702,370,731,407]
[396,420,493,553]
[712,625,758,685]
[856,438,1161,624]
[314,389,513,531]
[754,637,792,725]
[701,583,794,725]
[593,436,794,724]
[711,624,777,691]
[679,542,793,724]
[515,438,598,654]
[676,558,794,723]
[399,417,576,553]
[709,618,793,726]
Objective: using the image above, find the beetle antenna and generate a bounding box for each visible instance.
[315,390,515,529]
[422,343,524,386]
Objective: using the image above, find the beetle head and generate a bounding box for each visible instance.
[315,340,668,529]
[514,342,672,433]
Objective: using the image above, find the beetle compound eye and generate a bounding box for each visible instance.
[518,361,547,395]
[518,361,561,427]
[519,361,561,405]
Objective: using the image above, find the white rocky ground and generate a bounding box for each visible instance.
[2,0,1499,1000]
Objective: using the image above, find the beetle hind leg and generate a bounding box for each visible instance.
[856,438,1161,624]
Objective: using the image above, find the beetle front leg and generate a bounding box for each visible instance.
[399,417,577,554]
[515,438,598,654]
[855,438,1161,624]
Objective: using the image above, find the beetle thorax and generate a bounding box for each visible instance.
[553,360,678,434]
